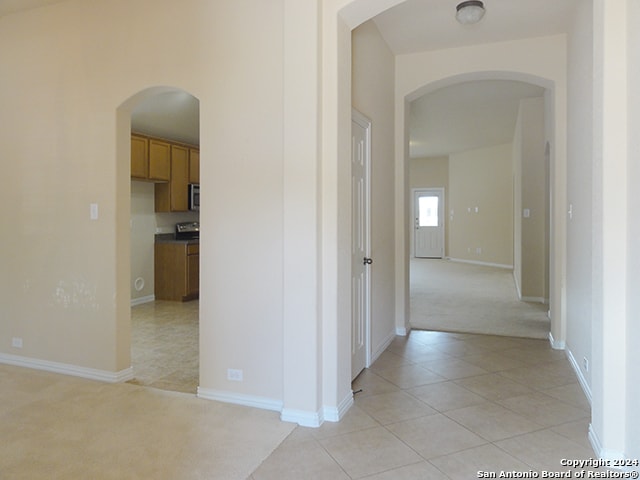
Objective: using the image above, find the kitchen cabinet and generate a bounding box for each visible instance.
[155,144,189,212]
[189,148,200,184]
[130,134,170,182]
[130,135,149,179]
[155,241,199,301]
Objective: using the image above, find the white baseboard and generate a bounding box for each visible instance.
[521,296,549,304]
[565,347,592,405]
[197,387,283,413]
[370,329,396,366]
[396,324,410,336]
[447,257,513,269]
[131,294,155,307]
[588,425,631,466]
[280,407,323,427]
[323,391,354,423]
[0,353,133,383]
[548,332,566,350]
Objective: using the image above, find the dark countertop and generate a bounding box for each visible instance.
[155,233,199,245]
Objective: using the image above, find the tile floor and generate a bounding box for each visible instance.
[128,300,199,394]
[250,330,599,480]
[127,301,611,480]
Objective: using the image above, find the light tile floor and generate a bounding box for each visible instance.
[250,330,599,480]
[128,300,199,394]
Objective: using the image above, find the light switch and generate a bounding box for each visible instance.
[90,203,99,220]
[523,208,531,218]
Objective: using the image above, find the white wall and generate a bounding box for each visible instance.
[352,20,397,357]
[626,0,640,460]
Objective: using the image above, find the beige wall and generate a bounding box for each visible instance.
[409,156,448,189]
[565,0,593,396]
[513,97,547,301]
[0,0,287,406]
[352,20,396,357]
[448,144,513,267]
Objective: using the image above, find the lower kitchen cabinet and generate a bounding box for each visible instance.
[155,242,199,301]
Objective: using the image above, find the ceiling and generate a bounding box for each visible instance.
[371,0,580,158]
[2,0,580,157]
[131,91,200,146]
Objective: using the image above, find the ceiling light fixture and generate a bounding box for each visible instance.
[455,0,486,25]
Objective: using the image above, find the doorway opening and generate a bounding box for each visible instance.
[406,79,551,339]
[125,87,200,394]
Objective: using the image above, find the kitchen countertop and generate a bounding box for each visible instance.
[155,233,199,245]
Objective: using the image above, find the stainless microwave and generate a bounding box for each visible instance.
[189,184,200,211]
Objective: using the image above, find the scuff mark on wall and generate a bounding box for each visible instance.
[51,279,100,311]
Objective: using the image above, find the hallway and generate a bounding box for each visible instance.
[251,330,594,479]
[411,259,550,339]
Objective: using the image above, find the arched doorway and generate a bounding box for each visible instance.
[319,0,568,417]
[117,86,201,394]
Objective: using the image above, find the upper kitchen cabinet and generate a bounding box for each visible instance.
[130,134,170,182]
[148,139,171,181]
[155,144,189,212]
[189,148,200,184]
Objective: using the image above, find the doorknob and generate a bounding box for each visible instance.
[363,257,373,265]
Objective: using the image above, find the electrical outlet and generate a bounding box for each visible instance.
[583,357,589,372]
[12,337,23,348]
[476,247,482,254]
[227,368,243,382]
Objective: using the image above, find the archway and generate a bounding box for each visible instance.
[116,86,201,394]
[320,0,568,419]
[405,74,552,338]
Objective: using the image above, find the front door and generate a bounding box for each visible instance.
[351,110,371,381]
[413,188,444,258]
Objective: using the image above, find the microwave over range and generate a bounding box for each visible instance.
[189,184,200,211]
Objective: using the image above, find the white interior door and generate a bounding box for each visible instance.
[414,188,444,258]
[351,110,371,381]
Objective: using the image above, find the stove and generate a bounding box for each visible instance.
[175,221,199,240]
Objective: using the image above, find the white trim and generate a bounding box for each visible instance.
[370,329,396,366]
[396,325,409,336]
[513,271,548,304]
[197,387,283,412]
[588,425,630,466]
[0,353,133,383]
[548,331,565,350]
[131,294,155,307]
[446,257,513,269]
[565,347,592,405]
[520,296,548,304]
[323,392,354,423]
[280,408,323,427]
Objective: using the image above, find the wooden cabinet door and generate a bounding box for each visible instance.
[189,148,200,184]
[130,135,148,179]
[187,252,199,297]
[170,145,189,211]
[148,139,171,181]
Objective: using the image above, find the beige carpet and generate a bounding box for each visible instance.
[0,364,295,480]
[410,259,550,339]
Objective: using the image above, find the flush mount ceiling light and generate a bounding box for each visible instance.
[456,0,486,25]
